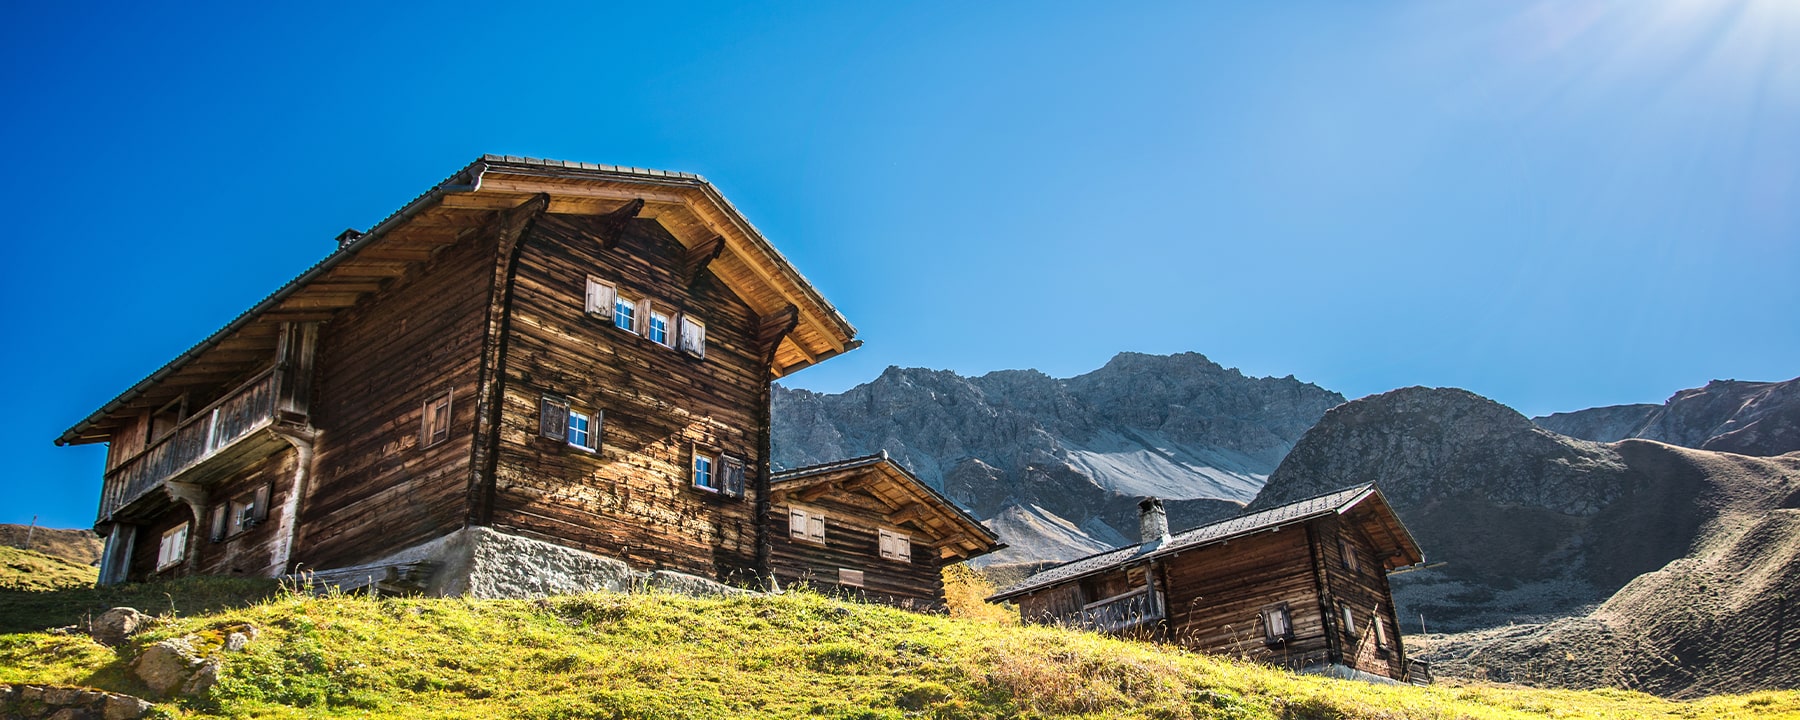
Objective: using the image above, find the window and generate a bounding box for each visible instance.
[1262,603,1292,644]
[1340,602,1358,637]
[788,507,826,544]
[210,484,273,542]
[422,389,452,447]
[157,523,189,570]
[678,315,706,358]
[568,410,597,451]
[648,309,672,346]
[690,450,745,498]
[541,395,600,452]
[879,528,912,562]
[1339,537,1360,573]
[838,568,864,588]
[613,295,638,332]
[693,452,714,489]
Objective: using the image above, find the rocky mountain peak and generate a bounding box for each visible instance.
[772,353,1344,565]
[1535,375,1800,456]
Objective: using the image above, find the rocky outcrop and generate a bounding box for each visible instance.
[87,608,150,647]
[1257,386,1800,696]
[0,685,152,720]
[131,624,259,699]
[773,352,1342,565]
[1535,376,1800,456]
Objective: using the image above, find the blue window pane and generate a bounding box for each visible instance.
[694,456,713,488]
[649,315,668,344]
[613,299,635,330]
[568,412,591,448]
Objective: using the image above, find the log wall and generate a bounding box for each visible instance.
[191,447,298,577]
[488,215,767,583]
[770,495,948,610]
[1317,515,1410,679]
[296,218,498,569]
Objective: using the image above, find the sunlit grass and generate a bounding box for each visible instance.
[3,574,1797,719]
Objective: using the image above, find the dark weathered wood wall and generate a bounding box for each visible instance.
[769,496,947,610]
[1316,515,1409,678]
[489,215,766,583]
[296,219,497,570]
[1158,529,1334,669]
[191,448,298,577]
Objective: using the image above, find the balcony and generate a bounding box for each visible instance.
[98,369,286,521]
[1072,586,1165,634]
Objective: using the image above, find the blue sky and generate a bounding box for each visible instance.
[4,1,1797,529]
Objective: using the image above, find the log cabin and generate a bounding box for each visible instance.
[988,485,1427,683]
[769,452,1001,610]
[56,155,863,595]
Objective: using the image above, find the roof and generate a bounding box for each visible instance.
[772,452,1002,560]
[57,155,860,446]
[987,484,1423,602]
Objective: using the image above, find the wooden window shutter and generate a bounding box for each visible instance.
[636,298,652,335]
[722,455,745,498]
[807,514,826,544]
[540,395,570,440]
[252,483,272,523]
[585,278,615,315]
[209,504,228,543]
[789,508,808,539]
[679,316,706,358]
[895,533,911,562]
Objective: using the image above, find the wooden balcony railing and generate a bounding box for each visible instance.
[1073,587,1164,634]
[98,369,278,521]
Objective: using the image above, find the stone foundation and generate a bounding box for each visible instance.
[295,527,751,599]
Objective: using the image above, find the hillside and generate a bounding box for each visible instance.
[3,575,1799,719]
[0,546,96,592]
[773,352,1342,565]
[1535,376,1800,456]
[1254,386,1800,697]
[0,523,102,566]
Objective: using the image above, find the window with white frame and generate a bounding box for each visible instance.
[568,409,597,451]
[1262,602,1292,644]
[879,528,912,562]
[1373,610,1389,652]
[692,450,715,489]
[157,523,189,570]
[788,507,826,544]
[1339,602,1358,637]
[648,309,672,346]
[422,389,452,447]
[540,395,599,452]
[678,315,706,358]
[613,295,638,333]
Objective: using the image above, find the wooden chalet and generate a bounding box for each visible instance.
[769,452,1001,610]
[57,155,860,592]
[988,485,1427,683]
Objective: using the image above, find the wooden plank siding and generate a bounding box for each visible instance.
[1316,514,1410,678]
[770,498,947,611]
[296,213,498,570]
[191,447,299,578]
[487,215,768,584]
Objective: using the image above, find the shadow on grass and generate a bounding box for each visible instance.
[0,576,279,633]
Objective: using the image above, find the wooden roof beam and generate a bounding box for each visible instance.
[593,198,645,250]
[682,235,726,286]
[795,482,838,503]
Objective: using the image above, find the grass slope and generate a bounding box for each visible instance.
[2,576,1797,719]
[0,545,98,592]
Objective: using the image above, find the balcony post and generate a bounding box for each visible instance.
[96,523,137,586]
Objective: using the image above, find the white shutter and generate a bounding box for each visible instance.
[895,533,911,562]
[586,278,615,316]
[807,514,826,543]
[789,509,808,540]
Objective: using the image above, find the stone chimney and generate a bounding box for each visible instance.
[1138,498,1170,545]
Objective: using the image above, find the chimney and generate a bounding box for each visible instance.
[335,228,365,249]
[1138,498,1169,545]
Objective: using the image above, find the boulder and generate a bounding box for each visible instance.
[132,637,207,697]
[87,608,149,647]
